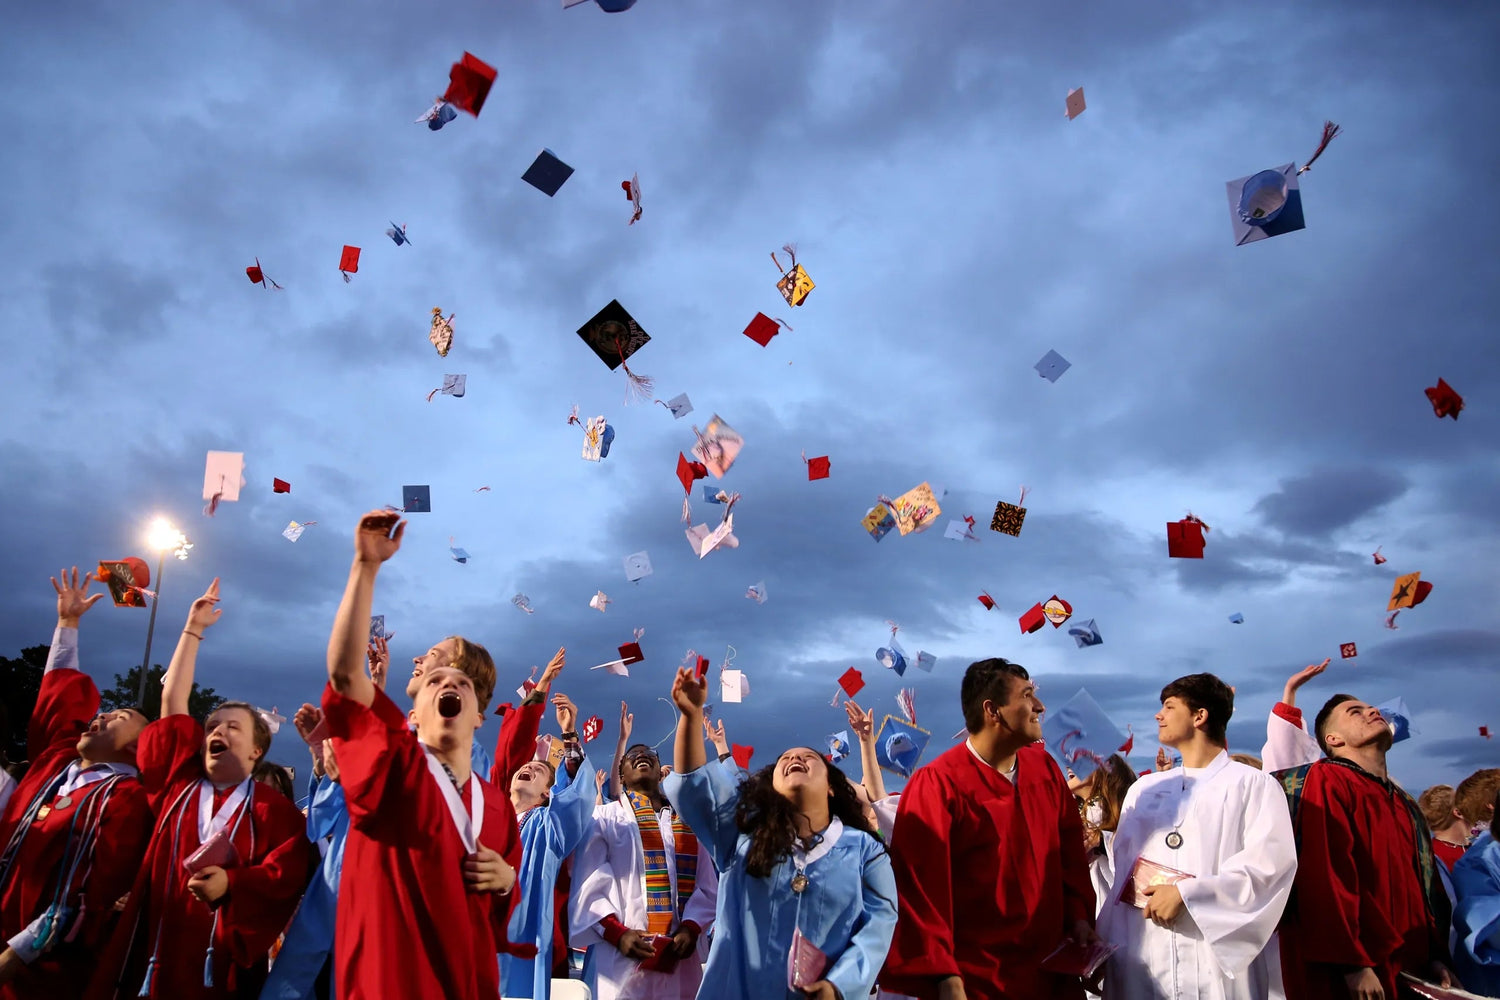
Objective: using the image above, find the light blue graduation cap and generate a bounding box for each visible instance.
[914,650,936,672]
[704,484,725,503]
[427,102,458,131]
[875,640,908,677]
[522,149,575,197]
[874,715,932,778]
[1042,689,1128,780]
[1226,163,1304,246]
[450,545,469,564]
[1376,697,1417,745]
[827,731,851,764]
[1229,613,1244,624]
[1034,349,1072,383]
[1067,619,1102,647]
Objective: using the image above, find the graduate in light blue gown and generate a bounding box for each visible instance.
[500,693,599,999]
[1452,804,1500,997]
[660,666,898,1000]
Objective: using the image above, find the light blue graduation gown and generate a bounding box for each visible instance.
[500,755,599,998]
[1453,830,1500,996]
[259,774,349,1000]
[662,758,898,1000]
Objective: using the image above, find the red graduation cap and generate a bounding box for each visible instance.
[1372,546,1387,565]
[582,715,603,742]
[618,642,644,665]
[246,257,281,290]
[676,452,708,494]
[339,245,361,278]
[1340,642,1358,659]
[743,312,783,347]
[1166,516,1207,559]
[694,655,710,680]
[1425,378,1464,420]
[1019,603,1047,634]
[1482,726,1492,739]
[273,478,291,494]
[977,592,995,610]
[838,667,866,698]
[730,744,754,769]
[805,455,830,481]
[1118,727,1134,755]
[442,51,498,117]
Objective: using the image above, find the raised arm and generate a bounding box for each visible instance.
[845,699,886,800]
[162,578,222,718]
[608,700,632,802]
[46,566,103,673]
[703,715,731,762]
[670,667,708,775]
[328,512,404,708]
[1282,658,1329,710]
[553,692,583,778]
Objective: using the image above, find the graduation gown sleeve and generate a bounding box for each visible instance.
[661,757,742,873]
[1452,833,1500,996]
[1261,703,1320,774]
[492,700,546,790]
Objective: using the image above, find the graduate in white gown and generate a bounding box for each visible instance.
[1259,660,1325,774]
[1098,673,1297,1000]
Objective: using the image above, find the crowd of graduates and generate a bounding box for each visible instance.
[1,510,1498,1000]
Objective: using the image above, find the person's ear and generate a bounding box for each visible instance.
[408,709,418,726]
[1192,708,1209,732]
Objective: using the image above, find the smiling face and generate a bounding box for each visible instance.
[1155,696,1202,748]
[620,745,661,794]
[409,666,484,751]
[202,705,265,783]
[771,747,833,801]
[989,676,1045,743]
[76,707,148,763]
[1322,698,1394,755]
[407,638,460,700]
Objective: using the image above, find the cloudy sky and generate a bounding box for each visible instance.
[3,0,1496,794]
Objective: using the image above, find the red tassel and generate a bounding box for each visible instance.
[621,360,654,405]
[1297,121,1342,174]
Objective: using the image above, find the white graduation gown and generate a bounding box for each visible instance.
[569,796,719,1000]
[1259,704,1320,774]
[1098,752,1297,1000]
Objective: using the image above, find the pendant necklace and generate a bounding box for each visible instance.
[1163,772,1187,850]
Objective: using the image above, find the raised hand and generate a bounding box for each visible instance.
[353,510,405,565]
[844,699,875,742]
[1282,658,1330,708]
[367,635,390,689]
[52,566,104,626]
[185,578,223,634]
[293,703,323,743]
[703,716,729,754]
[618,701,633,743]
[671,666,707,714]
[553,692,577,734]
[538,646,566,692]
[1155,747,1174,772]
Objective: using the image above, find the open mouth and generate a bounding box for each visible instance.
[785,760,809,776]
[437,691,462,718]
[207,737,229,757]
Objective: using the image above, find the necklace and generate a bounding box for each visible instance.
[1164,771,1187,850]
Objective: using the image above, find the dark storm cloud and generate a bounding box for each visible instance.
[1252,468,1410,538]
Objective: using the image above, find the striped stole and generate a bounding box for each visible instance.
[627,791,698,936]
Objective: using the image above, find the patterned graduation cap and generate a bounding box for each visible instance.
[1226,163,1305,246]
[874,715,932,778]
[1068,619,1102,647]
[1375,697,1418,745]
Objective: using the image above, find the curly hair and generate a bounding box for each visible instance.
[733,751,880,879]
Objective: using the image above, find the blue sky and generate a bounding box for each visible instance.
[2,0,1497,793]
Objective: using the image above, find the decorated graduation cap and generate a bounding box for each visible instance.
[1065,86,1086,120]
[1042,689,1128,781]
[283,520,316,543]
[427,374,467,402]
[827,731,851,764]
[1375,697,1418,744]
[246,257,281,290]
[862,504,896,542]
[1340,641,1358,659]
[577,299,653,402]
[402,485,431,513]
[691,415,743,479]
[875,622,908,676]
[1035,349,1071,383]
[884,482,942,536]
[686,492,740,558]
[1068,618,1102,647]
[746,581,767,604]
[874,715,932,778]
[772,244,815,307]
[1226,164,1304,246]
[1043,596,1073,627]
[369,615,390,641]
[1167,513,1209,559]
[523,149,575,197]
[339,245,361,282]
[203,451,246,517]
[416,100,459,130]
[429,308,455,357]
[990,487,1029,537]
[623,550,653,582]
[386,222,411,247]
[1425,378,1464,420]
[582,416,614,461]
[442,51,497,117]
[97,558,151,608]
[1387,571,1433,611]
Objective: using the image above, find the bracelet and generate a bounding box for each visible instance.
[561,731,579,741]
[183,630,204,640]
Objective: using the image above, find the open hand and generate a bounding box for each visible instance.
[553,692,577,733]
[354,511,405,564]
[1283,658,1330,708]
[618,701,633,743]
[671,666,707,714]
[367,635,390,689]
[186,578,223,633]
[293,703,323,743]
[845,699,874,742]
[53,566,104,626]
[1155,747,1174,772]
[703,716,728,753]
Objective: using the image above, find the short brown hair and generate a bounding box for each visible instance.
[444,636,497,713]
[1418,784,1457,829]
[1456,768,1500,826]
[1159,673,1234,744]
[210,701,272,755]
[1230,753,1263,770]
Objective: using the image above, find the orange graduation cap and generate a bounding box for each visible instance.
[1167,514,1209,559]
[339,245,361,282]
[1425,378,1464,420]
[1387,572,1433,611]
[442,51,497,117]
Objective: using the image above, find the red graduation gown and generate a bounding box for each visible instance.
[87,716,313,1000]
[322,683,526,1000]
[881,742,1095,1000]
[1278,758,1447,1000]
[0,669,152,1000]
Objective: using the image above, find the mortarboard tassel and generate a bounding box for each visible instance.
[1385,611,1401,629]
[567,405,582,426]
[1296,121,1342,175]
[203,476,225,518]
[618,357,653,405]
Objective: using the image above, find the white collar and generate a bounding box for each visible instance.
[793,816,845,870]
[58,759,138,797]
[423,745,483,853]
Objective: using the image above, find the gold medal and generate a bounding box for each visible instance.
[791,873,809,894]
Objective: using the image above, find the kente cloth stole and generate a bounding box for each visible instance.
[627,791,698,936]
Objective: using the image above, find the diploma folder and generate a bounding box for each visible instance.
[183,827,242,874]
[1119,856,1194,908]
[637,935,680,974]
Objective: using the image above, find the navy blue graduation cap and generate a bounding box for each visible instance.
[1035,349,1072,383]
[1067,618,1102,647]
[1042,689,1128,780]
[369,615,389,641]
[523,149,575,197]
[1226,163,1304,246]
[1376,697,1417,745]
[386,222,411,246]
[402,485,431,512]
[1229,613,1244,624]
[564,0,638,8]
[874,715,932,778]
[875,640,908,676]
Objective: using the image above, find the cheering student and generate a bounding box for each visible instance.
[843,700,898,840]
[500,691,597,999]
[570,725,718,999]
[320,510,528,1000]
[91,579,314,1000]
[0,569,153,997]
[661,666,897,1000]
[1276,692,1457,999]
[1259,659,1327,773]
[881,657,1097,1000]
[1096,673,1297,1000]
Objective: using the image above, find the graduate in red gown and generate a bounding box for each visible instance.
[320,511,528,1000]
[1275,692,1456,1000]
[89,579,314,1000]
[0,569,153,999]
[881,657,1097,1000]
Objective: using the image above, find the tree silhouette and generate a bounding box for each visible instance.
[99,664,221,722]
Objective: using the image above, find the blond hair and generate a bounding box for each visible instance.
[444,636,497,713]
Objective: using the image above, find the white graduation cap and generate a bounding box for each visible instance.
[624,551,653,582]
